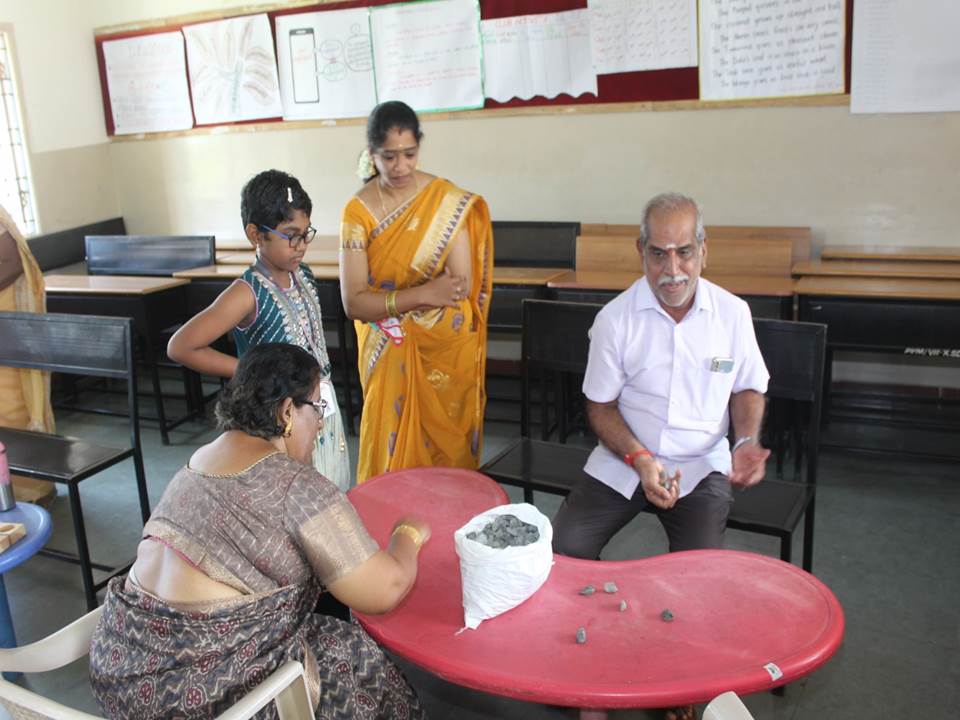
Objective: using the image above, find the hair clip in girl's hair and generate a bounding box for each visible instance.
[286,187,293,203]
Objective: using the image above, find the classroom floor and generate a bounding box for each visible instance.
[2,387,958,720]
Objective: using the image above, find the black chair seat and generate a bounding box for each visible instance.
[483,439,592,501]
[0,427,133,483]
[729,480,817,536]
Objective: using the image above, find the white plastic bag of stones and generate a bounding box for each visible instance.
[454,502,554,630]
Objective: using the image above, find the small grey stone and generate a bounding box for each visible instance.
[603,582,618,593]
[619,600,627,612]
[576,627,587,644]
[578,585,596,596]
[661,609,674,622]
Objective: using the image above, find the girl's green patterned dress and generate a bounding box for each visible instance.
[235,261,352,490]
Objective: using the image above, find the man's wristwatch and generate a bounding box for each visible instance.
[731,436,755,453]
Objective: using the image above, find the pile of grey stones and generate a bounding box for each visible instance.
[466,513,540,548]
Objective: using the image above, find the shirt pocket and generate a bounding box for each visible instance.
[694,358,737,423]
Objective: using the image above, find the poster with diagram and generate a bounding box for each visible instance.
[183,13,283,125]
[275,9,377,120]
[370,0,484,113]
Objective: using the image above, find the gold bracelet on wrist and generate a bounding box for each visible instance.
[385,290,400,318]
[392,522,423,549]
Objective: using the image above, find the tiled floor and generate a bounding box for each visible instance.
[1,393,958,719]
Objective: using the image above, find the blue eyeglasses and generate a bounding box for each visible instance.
[259,225,317,250]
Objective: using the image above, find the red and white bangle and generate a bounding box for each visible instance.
[624,448,653,466]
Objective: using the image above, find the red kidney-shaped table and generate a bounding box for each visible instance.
[348,468,844,715]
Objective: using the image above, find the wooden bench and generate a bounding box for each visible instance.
[85,235,215,276]
[575,225,811,277]
[0,311,150,609]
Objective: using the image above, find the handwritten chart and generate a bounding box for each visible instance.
[699,0,845,101]
[102,32,193,135]
[482,9,597,102]
[851,0,960,114]
[370,0,484,112]
[276,9,377,120]
[587,0,698,75]
[183,13,283,125]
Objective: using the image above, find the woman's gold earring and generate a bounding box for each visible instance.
[283,417,293,437]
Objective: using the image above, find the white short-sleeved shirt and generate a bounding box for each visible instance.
[582,277,769,500]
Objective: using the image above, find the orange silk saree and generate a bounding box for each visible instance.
[341,178,493,483]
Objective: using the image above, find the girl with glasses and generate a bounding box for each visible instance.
[169,169,351,491]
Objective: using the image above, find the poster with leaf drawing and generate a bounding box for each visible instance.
[183,13,283,125]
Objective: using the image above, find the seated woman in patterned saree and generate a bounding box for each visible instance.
[340,101,494,483]
[89,344,430,720]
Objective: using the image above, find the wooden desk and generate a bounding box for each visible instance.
[794,260,960,280]
[820,245,960,263]
[795,276,960,303]
[796,276,960,351]
[349,468,844,716]
[173,263,340,281]
[797,276,960,457]
[44,274,193,444]
[547,271,794,319]
[216,249,340,265]
[214,234,338,252]
[491,267,567,285]
[43,275,188,295]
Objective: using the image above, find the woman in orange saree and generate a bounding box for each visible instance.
[340,102,493,483]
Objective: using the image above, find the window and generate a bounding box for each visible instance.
[0,30,36,235]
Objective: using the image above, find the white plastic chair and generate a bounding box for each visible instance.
[0,607,313,720]
[702,691,756,720]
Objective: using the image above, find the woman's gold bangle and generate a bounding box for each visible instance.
[392,522,423,549]
[385,290,400,318]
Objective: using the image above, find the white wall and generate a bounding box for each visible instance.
[3,0,959,388]
[106,106,960,247]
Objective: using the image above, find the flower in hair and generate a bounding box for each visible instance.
[356,148,375,182]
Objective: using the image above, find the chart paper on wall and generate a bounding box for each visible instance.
[276,8,377,120]
[482,9,597,102]
[699,0,846,101]
[587,0,698,75]
[102,32,194,135]
[183,13,283,125]
[370,0,484,113]
[851,0,960,114]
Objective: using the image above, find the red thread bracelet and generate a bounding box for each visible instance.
[624,448,652,465]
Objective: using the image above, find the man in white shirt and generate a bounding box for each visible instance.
[552,192,771,559]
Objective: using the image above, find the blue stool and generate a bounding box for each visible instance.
[0,502,53,681]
